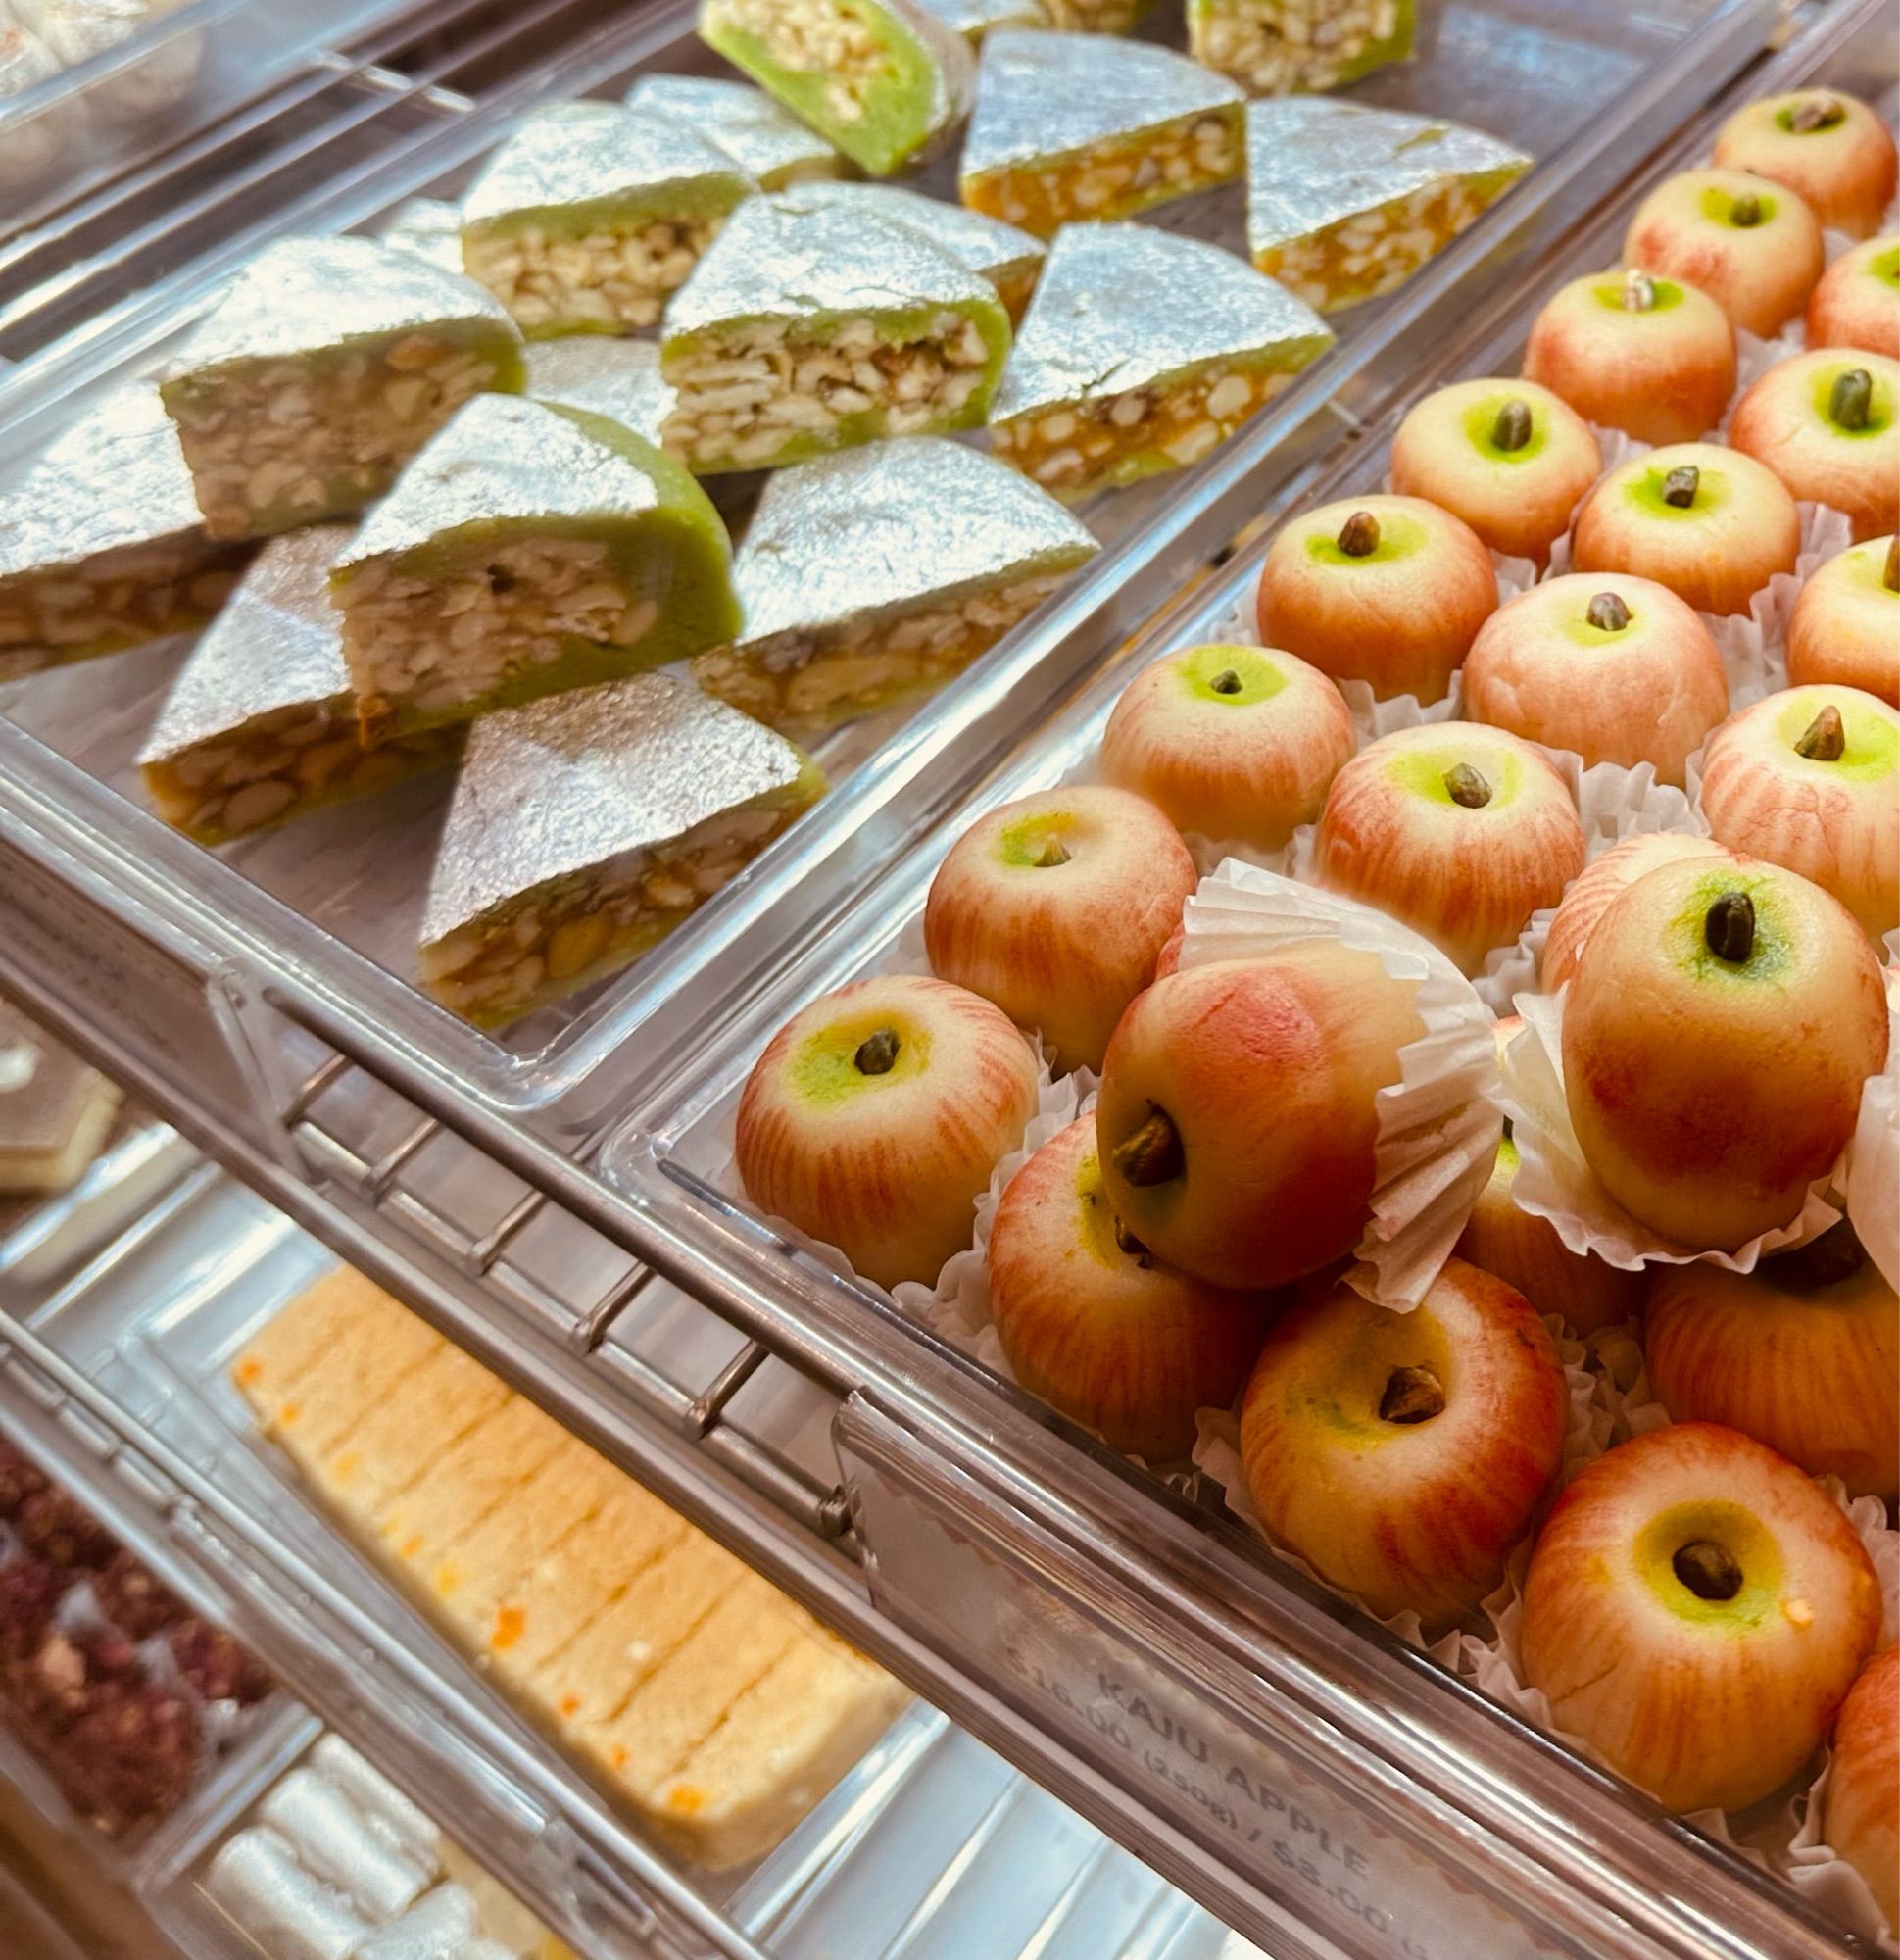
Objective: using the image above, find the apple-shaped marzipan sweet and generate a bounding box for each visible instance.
[1623,168,1826,338]
[1570,442,1800,617]
[1095,945,1425,1291]
[1712,90,1899,242]
[924,786,1196,1072]
[1459,1023,1644,1336]
[1240,1257,1568,1625]
[1645,1220,1899,1502]
[735,974,1041,1289]
[1097,643,1356,853]
[1824,1647,1900,1933]
[1806,235,1900,361]
[987,1114,1273,1459]
[1462,573,1729,787]
[1519,1421,1882,1814]
[1523,267,1738,447]
[1729,350,1900,544]
[1697,684,1900,940]
[1787,535,1899,706]
[1540,833,1737,994]
[1388,378,1602,564]
[1562,854,1889,1250]
[1315,722,1585,977]
[1253,494,1497,706]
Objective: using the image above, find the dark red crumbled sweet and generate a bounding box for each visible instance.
[16,1488,117,1571]
[0,1443,48,1519]
[92,1550,182,1642]
[0,1561,68,1665]
[44,1677,200,1837]
[168,1618,272,1706]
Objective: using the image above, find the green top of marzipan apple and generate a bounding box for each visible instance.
[1075,1149,1139,1271]
[1699,182,1779,228]
[1177,643,1289,708]
[1872,246,1900,292]
[1775,692,1899,780]
[997,808,1080,867]
[1386,743,1525,808]
[1559,593,1647,649]
[1843,537,1900,595]
[1635,1499,1783,1630]
[1772,94,1848,137]
[1812,363,1895,438]
[1589,273,1686,314]
[791,1011,931,1102]
[1459,395,1550,465]
[1624,460,1728,520]
[1667,866,1795,982]
[1304,508,1427,567]
[1302,1314,1453,1446]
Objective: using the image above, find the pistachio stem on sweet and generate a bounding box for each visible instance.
[1771,1216,1867,1290]
[1788,94,1846,132]
[1829,368,1874,432]
[1586,591,1632,632]
[853,1028,901,1076]
[1113,1217,1152,1265]
[1662,464,1700,509]
[1729,192,1764,227]
[1337,510,1381,558]
[1673,1539,1743,1602]
[1491,398,1534,453]
[1112,1107,1184,1187]
[1035,836,1073,868]
[1887,537,1899,592]
[1444,762,1493,808]
[1209,668,1243,695]
[1379,1365,1446,1425]
[1795,703,1846,761]
[1704,891,1756,962]
[1621,268,1656,312]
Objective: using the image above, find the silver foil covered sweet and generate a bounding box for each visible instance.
[257,1769,434,1923]
[308,1738,441,1864]
[206,1829,371,1960]
[377,197,466,277]
[624,74,843,188]
[352,1886,478,1960]
[137,526,350,767]
[776,179,1044,297]
[526,336,674,446]
[462,98,750,231]
[335,396,675,573]
[911,0,1047,38]
[163,235,516,381]
[960,28,1242,177]
[728,434,1096,647]
[664,193,997,343]
[1245,100,1533,261]
[421,670,810,945]
[0,381,206,587]
[992,221,1334,422]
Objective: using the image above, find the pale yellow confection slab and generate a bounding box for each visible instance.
[585,1573,803,1801]
[230,1266,392,1417]
[313,1341,512,1518]
[532,1531,735,1732]
[378,1395,570,1570]
[484,1482,688,1689]
[259,1291,445,1472]
[652,1632,909,1868]
[428,1433,608,1633]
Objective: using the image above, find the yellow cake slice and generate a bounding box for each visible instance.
[652,1632,910,1867]
[533,1533,736,1732]
[230,1267,391,1412]
[314,1341,512,1517]
[378,1396,571,1570]
[584,1574,804,1800]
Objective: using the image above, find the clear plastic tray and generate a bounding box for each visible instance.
[0,0,1777,1137]
[597,6,1898,1957]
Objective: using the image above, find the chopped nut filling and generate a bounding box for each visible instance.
[1257,175,1499,314]
[144,707,456,845]
[463,216,725,335]
[166,336,505,541]
[993,362,1291,498]
[965,115,1240,236]
[420,805,798,1024]
[338,536,656,739]
[1192,0,1402,95]
[702,0,899,126]
[0,546,245,679]
[694,570,1064,735]
[661,311,994,471]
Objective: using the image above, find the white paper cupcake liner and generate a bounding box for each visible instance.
[1175,862,1501,1310]
[1497,991,1845,1274]
[1844,1009,1900,1293]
